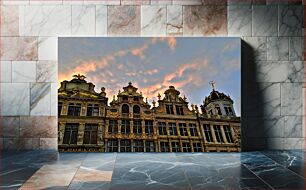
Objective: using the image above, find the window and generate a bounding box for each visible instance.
[160,142,169,152]
[193,142,202,152]
[182,142,191,152]
[189,124,198,136]
[83,124,98,144]
[158,122,167,135]
[122,96,128,101]
[203,124,213,142]
[224,125,234,143]
[63,124,78,145]
[224,107,234,115]
[108,140,118,152]
[168,123,177,136]
[67,103,81,116]
[145,120,153,134]
[133,105,140,114]
[121,120,130,134]
[166,105,174,114]
[145,141,155,152]
[134,97,139,102]
[171,142,180,152]
[108,120,118,133]
[120,140,131,152]
[133,120,142,134]
[176,105,184,115]
[133,140,144,152]
[213,125,224,143]
[122,104,129,113]
[58,102,62,116]
[179,123,188,136]
[87,104,99,116]
[215,106,222,115]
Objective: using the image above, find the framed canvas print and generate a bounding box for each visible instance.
[58,37,241,152]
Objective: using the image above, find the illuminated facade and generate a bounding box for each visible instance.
[58,75,241,152]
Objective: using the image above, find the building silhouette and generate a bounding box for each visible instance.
[58,74,241,152]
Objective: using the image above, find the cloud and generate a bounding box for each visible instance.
[151,37,177,51]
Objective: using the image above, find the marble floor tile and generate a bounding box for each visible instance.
[0,151,305,190]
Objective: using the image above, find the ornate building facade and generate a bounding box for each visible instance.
[58,75,241,152]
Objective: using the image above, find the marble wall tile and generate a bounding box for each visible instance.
[0,83,30,116]
[241,137,266,150]
[3,138,19,149]
[121,0,150,5]
[0,61,11,82]
[283,138,304,149]
[281,83,303,116]
[279,5,303,36]
[83,0,120,5]
[29,0,63,5]
[228,5,252,36]
[40,138,58,150]
[252,5,278,36]
[50,83,58,116]
[289,37,303,61]
[108,6,141,36]
[173,0,201,5]
[227,0,252,4]
[37,61,57,82]
[267,37,289,61]
[183,5,227,36]
[243,83,280,117]
[141,5,167,36]
[284,116,303,138]
[2,0,30,5]
[255,61,303,83]
[38,37,58,61]
[243,117,284,138]
[201,0,227,5]
[72,5,96,36]
[20,116,57,138]
[167,5,183,36]
[151,0,173,5]
[243,37,267,61]
[30,83,51,116]
[23,5,72,36]
[63,0,84,5]
[0,6,19,36]
[266,138,284,150]
[96,5,107,36]
[19,138,40,149]
[0,116,20,138]
[0,37,38,61]
[12,61,36,82]
[0,138,3,150]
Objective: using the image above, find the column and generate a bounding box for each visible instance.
[220,125,228,143]
[142,120,145,135]
[176,121,180,136]
[118,139,121,152]
[105,139,108,152]
[62,101,68,115]
[143,140,146,152]
[186,123,191,137]
[230,125,237,142]
[154,140,158,152]
[190,140,194,152]
[157,139,161,152]
[105,120,109,134]
[58,122,66,145]
[77,123,85,145]
[97,123,103,146]
[131,139,134,152]
[210,124,218,143]
[169,139,172,152]
[81,103,86,116]
[179,140,183,152]
[118,120,122,134]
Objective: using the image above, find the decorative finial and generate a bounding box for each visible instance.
[73,73,86,80]
[157,93,161,100]
[183,95,187,101]
[101,87,105,92]
[195,105,199,113]
[152,99,156,107]
[113,95,115,100]
[128,81,132,86]
[209,81,216,91]
[146,97,148,103]
[119,89,121,93]
[140,92,142,96]
[191,104,195,110]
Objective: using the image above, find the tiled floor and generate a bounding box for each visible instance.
[0,151,304,190]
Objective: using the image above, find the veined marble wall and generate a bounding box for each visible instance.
[0,0,304,150]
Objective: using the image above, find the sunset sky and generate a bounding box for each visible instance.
[59,37,241,116]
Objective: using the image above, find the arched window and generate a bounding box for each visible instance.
[122,104,129,113]
[133,105,140,114]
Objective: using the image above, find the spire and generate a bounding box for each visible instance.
[209,81,216,91]
[157,93,161,100]
[72,73,86,80]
